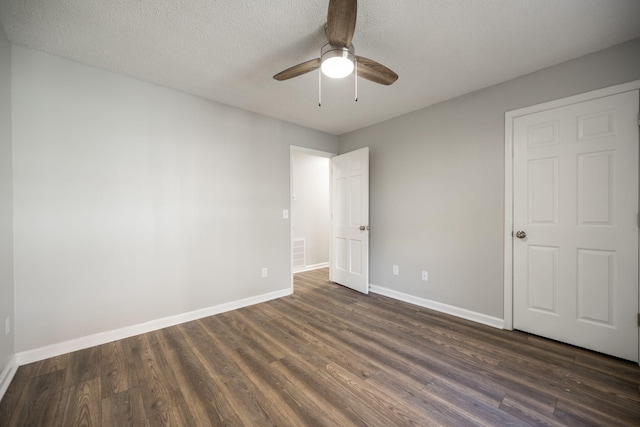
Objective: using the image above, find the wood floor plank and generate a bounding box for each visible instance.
[146,403,198,427]
[338,303,558,410]
[239,309,329,372]
[6,369,65,427]
[0,362,39,423]
[325,361,441,427]
[277,292,506,403]
[101,339,137,398]
[234,342,345,426]
[340,324,513,403]
[573,350,640,383]
[414,308,576,366]
[262,305,381,380]
[363,368,467,426]
[196,318,315,427]
[216,310,287,362]
[101,387,147,427]
[206,311,342,426]
[1,267,639,425]
[125,333,184,419]
[499,395,564,426]
[268,357,369,427]
[35,354,70,377]
[344,302,504,370]
[64,346,101,388]
[422,379,525,426]
[553,397,640,427]
[177,320,276,427]
[156,326,236,425]
[279,356,399,427]
[54,377,102,426]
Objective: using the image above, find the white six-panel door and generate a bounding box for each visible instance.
[330,147,369,294]
[513,90,639,361]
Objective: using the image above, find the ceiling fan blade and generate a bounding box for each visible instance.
[356,56,398,85]
[273,58,321,81]
[327,0,357,48]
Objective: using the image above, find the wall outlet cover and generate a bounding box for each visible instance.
[421,271,429,281]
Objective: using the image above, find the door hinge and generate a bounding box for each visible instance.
[638,313,640,327]
[637,112,640,126]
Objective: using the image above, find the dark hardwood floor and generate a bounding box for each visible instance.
[1,268,639,426]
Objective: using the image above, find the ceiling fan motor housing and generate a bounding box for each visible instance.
[320,43,356,78]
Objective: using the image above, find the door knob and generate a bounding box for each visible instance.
[360,226,366,231]
[515,231,527,239]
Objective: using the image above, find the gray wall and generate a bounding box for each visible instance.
[0,24,14,377]
[339,38,640,319]
[12,47,338,352]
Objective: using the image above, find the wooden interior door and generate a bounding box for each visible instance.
[513,90,639,361]
[330,147,369,294]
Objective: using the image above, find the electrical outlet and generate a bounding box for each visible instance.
[421,271,429,282]
[392,265,399,275]
[5,316,10,335]
[262,267,268,278]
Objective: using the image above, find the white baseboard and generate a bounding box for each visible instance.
[16,288,292,366]
[293,262,330,273]
[0,354,18,402]
[369,284,504,330]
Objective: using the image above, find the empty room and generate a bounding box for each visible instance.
[1,0,640,425]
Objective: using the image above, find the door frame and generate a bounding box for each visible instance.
[503,80,640,337]
[289,145,336,289]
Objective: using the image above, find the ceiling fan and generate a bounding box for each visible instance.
[273,0,398,95]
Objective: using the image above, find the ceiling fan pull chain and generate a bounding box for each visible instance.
[318,68,322,107]
[355,58,358,102]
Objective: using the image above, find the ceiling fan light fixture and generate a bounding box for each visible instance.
[320,44,355,79]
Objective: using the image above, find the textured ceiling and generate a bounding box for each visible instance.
[1,0,640,135]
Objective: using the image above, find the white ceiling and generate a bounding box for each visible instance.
[1,0,640,135]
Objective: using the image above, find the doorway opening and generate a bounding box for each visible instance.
[290,146,335,289]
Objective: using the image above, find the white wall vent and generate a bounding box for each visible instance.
[293,238,306,271]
